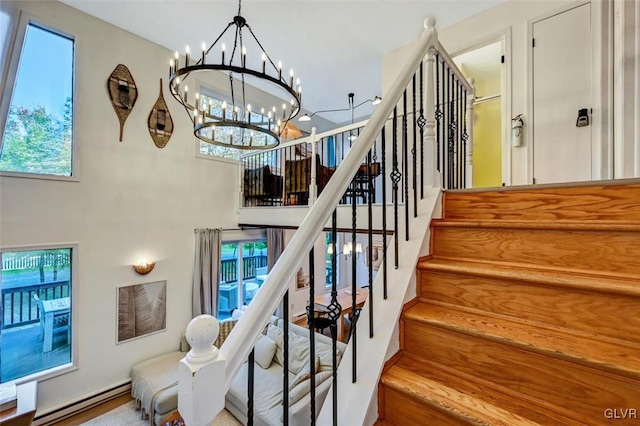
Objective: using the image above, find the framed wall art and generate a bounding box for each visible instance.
[116,280,166,343]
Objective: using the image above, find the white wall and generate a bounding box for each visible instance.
[0,0,239,414]
[283,229,327,319]
[382,0,613,186]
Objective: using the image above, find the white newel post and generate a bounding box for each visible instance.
[423,17,438,188]
[178,315,226,426]
[465,77,475,188]
[309,126,318,205]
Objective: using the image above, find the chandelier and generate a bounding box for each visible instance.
[168,0,302,150]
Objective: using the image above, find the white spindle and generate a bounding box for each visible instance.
[423,25,438,188]
[465,77,475,188]
[309,127,318,205]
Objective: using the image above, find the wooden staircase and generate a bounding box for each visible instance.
[377,182,640,425]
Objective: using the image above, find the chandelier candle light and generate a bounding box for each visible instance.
[168,0,302,150]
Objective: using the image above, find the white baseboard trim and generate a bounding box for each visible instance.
[33,379,131,426]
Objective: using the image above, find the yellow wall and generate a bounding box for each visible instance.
[473,96,502,187]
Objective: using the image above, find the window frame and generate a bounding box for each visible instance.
[219,231,267,318]
[0,242,80,385]
[193,82,241,164]
[193,81,274,165]
[0,10,78,182]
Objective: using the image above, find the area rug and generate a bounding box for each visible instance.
[80,401,241,426]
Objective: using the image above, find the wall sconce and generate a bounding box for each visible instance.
[133,261,155,275]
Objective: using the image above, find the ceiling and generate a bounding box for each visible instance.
[60,0,504,124]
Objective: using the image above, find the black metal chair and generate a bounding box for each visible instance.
[306,304,332,335]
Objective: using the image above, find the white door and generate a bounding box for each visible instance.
[533,3,592,184]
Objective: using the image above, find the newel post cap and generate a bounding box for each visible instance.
[424,16,436,30]
[185,314,219,363]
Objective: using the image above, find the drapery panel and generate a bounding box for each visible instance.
[192,228,222,317]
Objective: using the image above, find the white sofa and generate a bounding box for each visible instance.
[225,319,347,426]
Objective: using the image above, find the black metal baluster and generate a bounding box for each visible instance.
[340,132,346,204]
[412,72,418,218]
[351,174,358,383]
[330,209,340,425]
[462,89,469,189]
[444,63,449,188]
[381,127,388,299]
[391,108,400,269]
[419,61,426,199]
[454,80,458,189]
[448,68,455,190]
[248,349,255,426]
[283,290,289,425]
[308,248,316,425]
[367,149,374,338]
[457,81,462,189]
[403,89,409,241]
[451,80,458,189]
[435,54,441,173]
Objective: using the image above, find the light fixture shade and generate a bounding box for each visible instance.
[168,2,302,150]
[133,261,155,275]
[327,243,334,255]
[348,133,357,142]
[298,113,311,122]
[372,96,382,105]
[355,243,363,254]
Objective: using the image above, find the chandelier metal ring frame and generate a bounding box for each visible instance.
[168,0,302,150]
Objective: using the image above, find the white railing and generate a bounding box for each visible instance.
[179,16,474,426]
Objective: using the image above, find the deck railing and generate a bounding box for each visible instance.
[1,280,70,329]
[220,255,268,283]
[179,17,474,426]
[2,252,70,271]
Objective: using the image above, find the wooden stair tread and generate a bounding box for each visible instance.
[443,181,640,222]
[381,353,582,426]
[403,302,640,380]
[417,257,640,297]
[431,219,640,231]
[430,223,640,278]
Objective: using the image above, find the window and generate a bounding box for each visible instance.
[218,240,268,320]
[197,89,270,162]
[325,232,334,287]
[1,247,74,383]
[0,23,74,176]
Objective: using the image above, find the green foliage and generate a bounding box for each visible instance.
[0,98,72,175]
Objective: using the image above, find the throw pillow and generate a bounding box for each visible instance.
[287,331,311,374]
[253,334,277,369]
[316,341,342,371]
[289,370,333,406]
[289,356,321,390]
[215,319,238,348]
[266,323,285,366]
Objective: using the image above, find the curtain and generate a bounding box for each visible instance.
[192,228,222,317]
[267,228,285,270]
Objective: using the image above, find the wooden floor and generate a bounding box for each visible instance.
[1,323,70,382]
[50,394,133,426]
